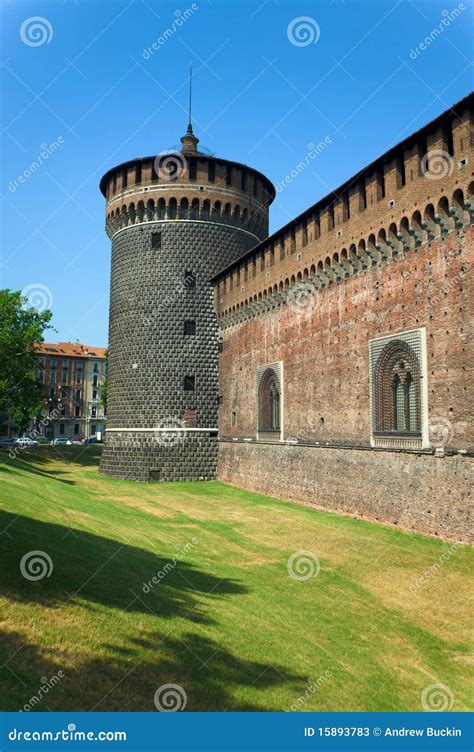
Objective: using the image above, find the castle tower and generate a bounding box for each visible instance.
[99,121,275,481]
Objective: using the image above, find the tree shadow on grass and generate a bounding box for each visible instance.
[0,458,75,485]
[0,625,304,712]
[0,510,245,623]
[0,509,307,711]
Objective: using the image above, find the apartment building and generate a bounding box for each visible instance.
[35,341,107,440]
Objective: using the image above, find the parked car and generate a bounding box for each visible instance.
[83,436,97,445]
[51,438,72,446]
[0,438,16,447]
[15,436,38,447]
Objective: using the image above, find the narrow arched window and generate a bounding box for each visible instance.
[258,367,282,437]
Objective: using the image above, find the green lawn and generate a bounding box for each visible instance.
[0,446,472,712]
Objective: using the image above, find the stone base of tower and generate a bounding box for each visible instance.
[99,431,218,482]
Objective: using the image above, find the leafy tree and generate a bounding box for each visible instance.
[0,289,53,434]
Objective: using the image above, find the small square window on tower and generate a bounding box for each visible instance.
[151,232,162,249]
[183,375,195,391]
[184,271,196,288]
[184,320,196,335]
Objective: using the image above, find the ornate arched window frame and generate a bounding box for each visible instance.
[256,362,283,441]
[369,329,428,449]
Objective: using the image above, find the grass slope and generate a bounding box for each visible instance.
[0,447,472,712]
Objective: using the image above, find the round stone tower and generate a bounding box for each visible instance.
[99,123,275,481]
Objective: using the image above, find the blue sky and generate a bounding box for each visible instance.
[1,0,472,347]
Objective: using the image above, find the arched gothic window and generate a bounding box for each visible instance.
[374,340,421,434]
[258,368,281,435]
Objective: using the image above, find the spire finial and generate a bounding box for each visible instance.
[181,64,199,153]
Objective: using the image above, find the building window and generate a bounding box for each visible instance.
[135,163,142,184]
[189,158,197,180]
[208,161,215,182]
[92,389,98,399]
[183,375,195,391]
[184,271,196,288]
[91,406,97,418]
[241,171,247,191]
[152,232,162,249]
[75,389,81,400]
[59,423,65,435]
[76,374,82,384]
[62,372,68,384]
[122,168,127,189]
[91,424,97,435]
[37,370,44,383]
[74,423,79,435]
[93,362,99,373]
[226,165,232,185]
[231,411,237,427]
[370,331,426,449]
[76,362,83,370]
[184,320,196,335]
[257,363,282,439]
[93,375,98,387]
[75,406,81,417]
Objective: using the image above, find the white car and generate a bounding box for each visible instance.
[51,438,72,446]
[15,437,38,447]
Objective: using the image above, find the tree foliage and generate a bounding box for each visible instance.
[0,289,53,433]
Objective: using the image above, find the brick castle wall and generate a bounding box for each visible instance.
[218,441,473,542]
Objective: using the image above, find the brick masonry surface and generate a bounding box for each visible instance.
[218,441,473,542]
[218,228,473,448]
[100,220,256,481]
